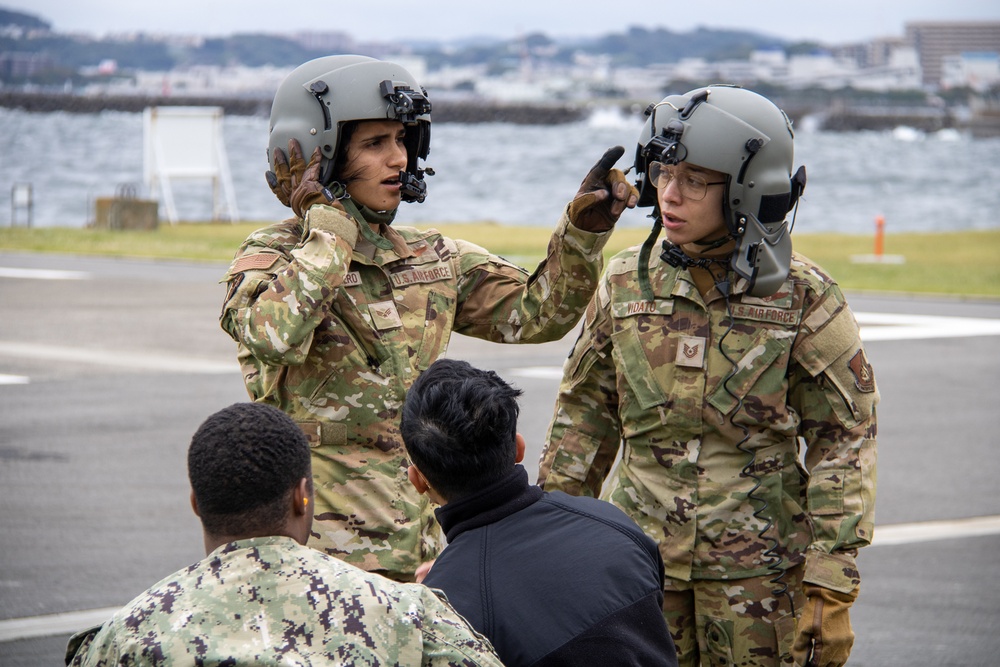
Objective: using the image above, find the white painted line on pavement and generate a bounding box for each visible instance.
[0,312,997,379]
[0,606,118,643]
[0,341,239,374]
[507,312,1000,380]
[0,267,91,280]
[3,514,998,643]
[855,312,1000,341]
[512,367,564,379]
[0,374,29,385]
[871,514,1000,547]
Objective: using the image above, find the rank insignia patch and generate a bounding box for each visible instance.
[368,300,403,330]
[675,335,706,368]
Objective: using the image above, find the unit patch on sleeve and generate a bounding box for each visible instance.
[848,349,876,393]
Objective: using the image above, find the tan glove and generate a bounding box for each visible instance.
[265,145,293,207]
[792,583,857,667]
[265,139,344,219]
[567,145,639,233]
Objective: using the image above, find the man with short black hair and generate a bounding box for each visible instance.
[401,359,677,667]
[66,402,502,666]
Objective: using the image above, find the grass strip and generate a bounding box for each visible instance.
[1,223,998,298]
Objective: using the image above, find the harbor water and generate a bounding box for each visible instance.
[1,106,999,234]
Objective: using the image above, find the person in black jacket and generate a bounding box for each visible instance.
[400,358,678,667]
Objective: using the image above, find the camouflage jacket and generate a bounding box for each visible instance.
[220,205,609,579]
[66,536,501,666]
[538,248,878,593]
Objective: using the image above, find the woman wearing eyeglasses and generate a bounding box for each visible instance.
[538,86,878,667]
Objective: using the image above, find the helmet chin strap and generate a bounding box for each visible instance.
[661,227,734,267]
[637,208,736,302]
[637,215,661,303]
[692,233,734,252]
[660,242,729,270]
[661,233,735,296]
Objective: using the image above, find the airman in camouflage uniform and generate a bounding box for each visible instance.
[66,536,503,666]
[220,55,636,582]
[538,87,877,667]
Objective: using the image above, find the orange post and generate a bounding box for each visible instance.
[874,215,885,258]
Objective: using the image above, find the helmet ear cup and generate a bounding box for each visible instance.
[789,165,807,212]
[732,215,793,297]
[633,142,658,208]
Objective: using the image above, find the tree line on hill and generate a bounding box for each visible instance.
[1,6,827,86]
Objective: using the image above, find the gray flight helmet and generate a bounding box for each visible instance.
[634,85,806,296]
[267,55,433,203]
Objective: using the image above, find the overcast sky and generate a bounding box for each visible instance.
[4,1,999,45]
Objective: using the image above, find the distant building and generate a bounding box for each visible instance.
[86,65,291,98]
[641,47,920,93]
[905,21,1000,87]
[0,51,53,79]
[941,52,1000,91]
[290,31,356,53]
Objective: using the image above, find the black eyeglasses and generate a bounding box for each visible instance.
[648,162,726,201]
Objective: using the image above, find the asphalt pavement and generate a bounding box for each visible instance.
[1,251,998,666]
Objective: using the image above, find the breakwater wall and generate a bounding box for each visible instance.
[2,91,998,135]
[823,110,1000,137]
[0,91,273,116]
[0,91,589,124]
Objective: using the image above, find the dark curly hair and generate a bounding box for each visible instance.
[188,402,311,536]
[401,359,523,501]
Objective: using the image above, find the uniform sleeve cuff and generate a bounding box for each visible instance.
[802,550,861,594]
[559,204,610,259]
[306,204,359,248]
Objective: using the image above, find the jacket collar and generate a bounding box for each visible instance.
[434,465,543,542]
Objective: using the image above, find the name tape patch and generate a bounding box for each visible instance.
[389,265,453,288]
[612,299,674,318]
[732,303,799,325]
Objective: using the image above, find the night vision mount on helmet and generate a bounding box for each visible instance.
[267,55,433,203]
[633,85,807,297]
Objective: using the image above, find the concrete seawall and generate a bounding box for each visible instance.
[0,91,589,124]
[2,91,997,135]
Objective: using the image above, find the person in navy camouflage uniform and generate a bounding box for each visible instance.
[66,402,502,667]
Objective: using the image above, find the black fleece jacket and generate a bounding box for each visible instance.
[422,466,677,667]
